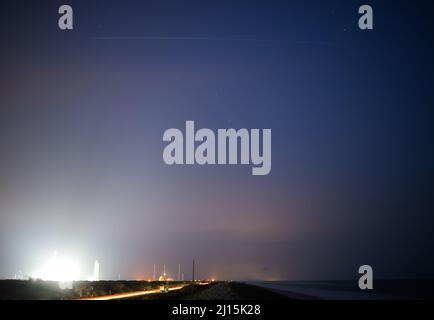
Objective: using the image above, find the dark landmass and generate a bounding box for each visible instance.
[3,279,430,300]
[0,279,185,300]
[132,282,289,300]
[0,280,288,300]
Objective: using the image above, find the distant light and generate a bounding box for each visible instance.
[32,251,80,282]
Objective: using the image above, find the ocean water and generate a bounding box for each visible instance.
[249,280,434,300]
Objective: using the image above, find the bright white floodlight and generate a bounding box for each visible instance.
[32,251,80,283]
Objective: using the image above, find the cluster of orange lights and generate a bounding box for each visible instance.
[138,278,217,282]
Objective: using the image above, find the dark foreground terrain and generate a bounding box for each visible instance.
[0,280,288,300]
[131,282,289,300]
[0,279,183,300]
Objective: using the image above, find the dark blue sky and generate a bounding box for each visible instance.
[0,0,433,281]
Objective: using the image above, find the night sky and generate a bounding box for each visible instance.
[0,0,433,281]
